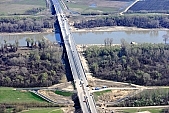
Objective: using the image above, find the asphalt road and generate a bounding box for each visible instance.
[51,0,97,112]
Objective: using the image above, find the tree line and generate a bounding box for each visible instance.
[74,15,169,29]
[85,41,169,86]
[0,102,66,113]
[0,16,54,33]
[0,38,65,87]
[114,89,169,107]
[24,7,45,15]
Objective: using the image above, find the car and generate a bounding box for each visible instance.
[84,96,88,99]
[102,86,107,88]
[95,87,100,90]
[80,80,84,84]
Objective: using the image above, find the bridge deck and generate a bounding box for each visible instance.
[51,0,98,113]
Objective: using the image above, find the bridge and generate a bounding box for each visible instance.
[50,0,98,113]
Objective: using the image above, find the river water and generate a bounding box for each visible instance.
[0,30,169,46]
[73,30,168,44]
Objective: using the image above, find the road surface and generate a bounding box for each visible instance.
[51,0,98,112]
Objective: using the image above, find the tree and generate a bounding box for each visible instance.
[0,105,6,113]
[143,73,150,84]
[3,40,7,52]
[109,38,113,46]
[13,105,24,113]
[121,56,127,69]
[163,34,169,44]
[25,38,31,47]
[30,38,34,48]
[104,38,113,46]
[104,38,109,46]
[91,63,99,73]
[38,40,42,50]
[15,40,19,51]
[41,38,46,52]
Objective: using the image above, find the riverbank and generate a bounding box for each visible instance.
[71,26,169,33]
[0,26,169,36]
[0,28,54,36]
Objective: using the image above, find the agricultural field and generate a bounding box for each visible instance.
[0,87,47,104]
[21,108,63,113]
[0,0,46,16]
[118,108,162,113]
[128,0,169,13]
[64,0,134,14]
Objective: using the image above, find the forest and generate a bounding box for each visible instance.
[0,16,54,33]
[0,38,65,87]
[2,15,169,33]
[84,40,169,86]
[115,89,169,107]
[74,15,169,29]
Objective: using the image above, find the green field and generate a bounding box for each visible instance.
[94,90,111,96]
[22,108,63,113]
[66,3,118,14]
[55,90,73,97]
[0,87,47,103]
[120,108,162,113]
[65,0,133,14]
[0,0,46,15]
[93,90,111,101]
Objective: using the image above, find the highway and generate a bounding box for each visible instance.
[50,0,98,113]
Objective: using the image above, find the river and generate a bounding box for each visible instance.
[0,30,169,46]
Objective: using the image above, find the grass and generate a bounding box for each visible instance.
[93,90,111,101]
[65,0,132,14]
[0,0,46,15]
[54,90,73,97]
[66,3,89,12]
[121,108,162,113]
[6,108,14,113]
[12,0,46,6]
[22,108,63,113]
[93,90,111,96]
[0,87,47,103]
[66,3,116,13]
